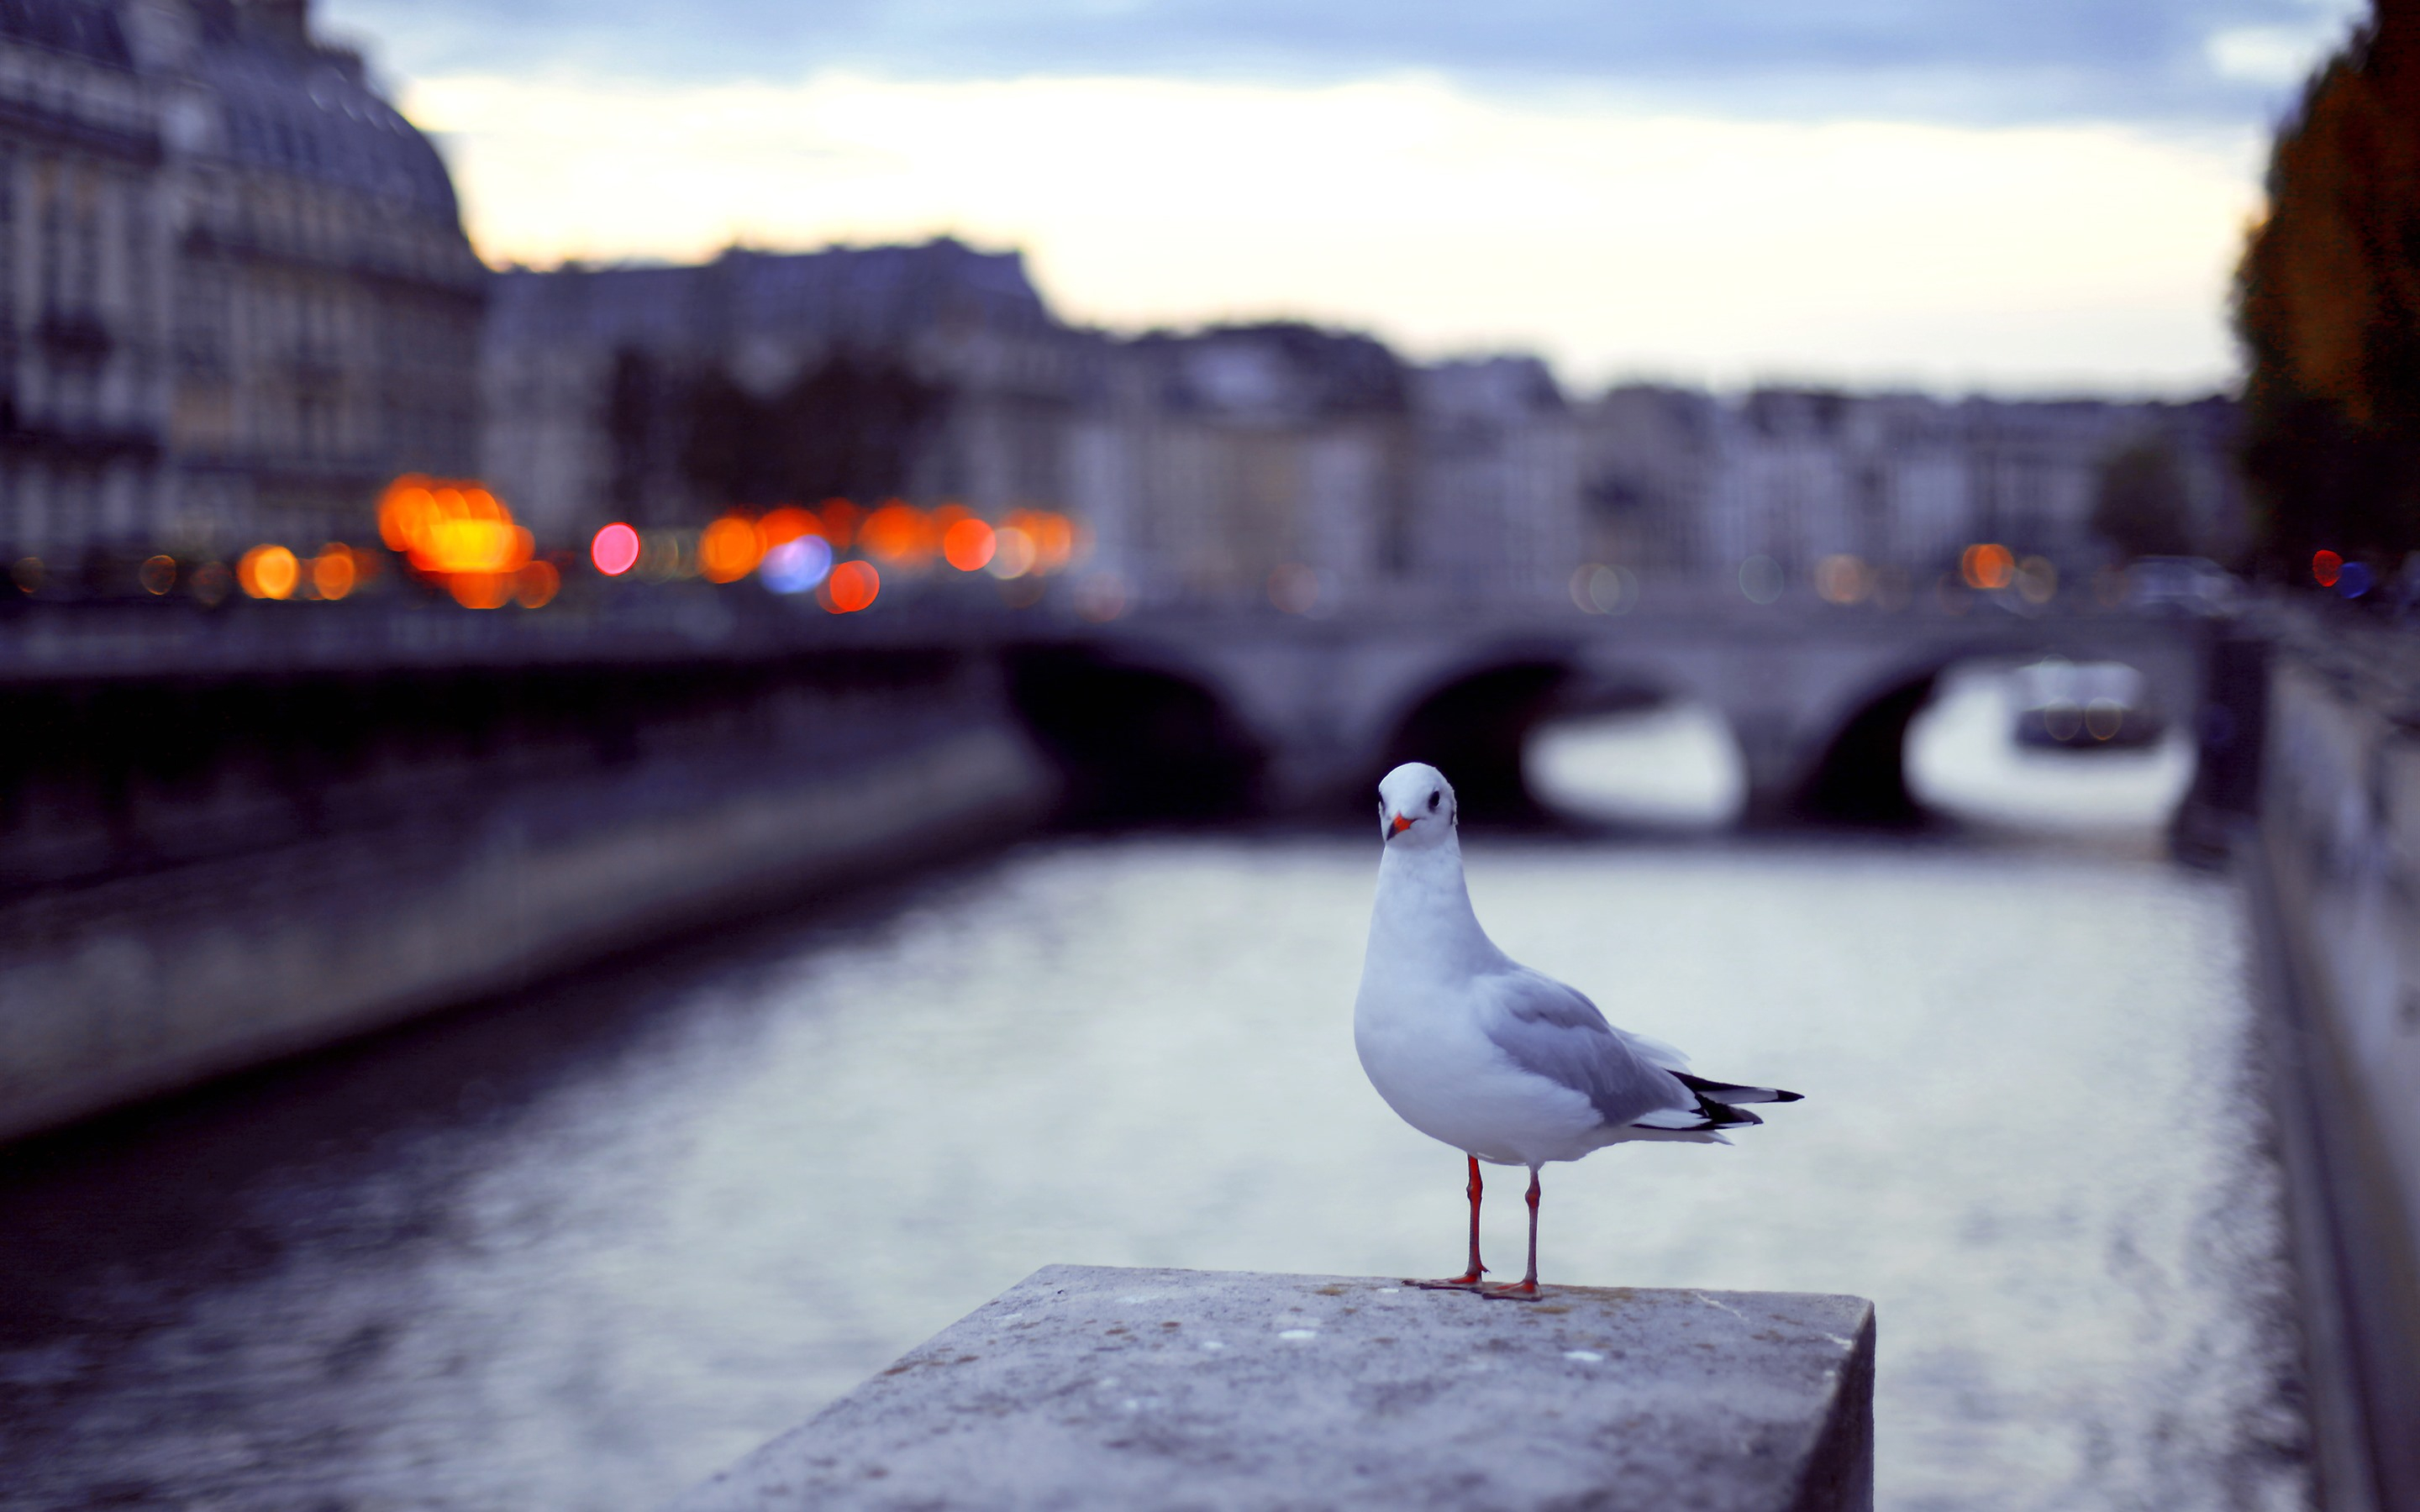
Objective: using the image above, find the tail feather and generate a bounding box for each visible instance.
[1628,1073,1802,1137]
[1629,1100,1763,1132]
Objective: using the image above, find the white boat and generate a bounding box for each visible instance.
[2009,659,2165,749]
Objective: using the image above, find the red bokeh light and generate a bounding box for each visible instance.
[2312,549,2343,588]
[821,559,880,613]
[1960,543,2015,591]
[592,523,641,576]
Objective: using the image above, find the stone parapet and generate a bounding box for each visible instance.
[676,1264,1874,1512]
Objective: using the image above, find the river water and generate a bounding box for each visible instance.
[0,669,2310,1511]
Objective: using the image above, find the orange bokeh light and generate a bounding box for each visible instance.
[377,475,434,552]
[1813,554,1869,605]
[757,507,819,551]
[1960,543,2015,591]
[514,559,560,608]
[449,573,513,609]
[942,517,997,571]
[699,514,764,583]
[238,544,299,600]
[311,544,356,601]
[1006,509,1077,572]
[822,559,881,613]
[859,501,933,564]
[377,474,533,587]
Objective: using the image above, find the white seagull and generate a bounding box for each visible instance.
[1354,761,1801,1299]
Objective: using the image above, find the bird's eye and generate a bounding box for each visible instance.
[1428,791,1440,811]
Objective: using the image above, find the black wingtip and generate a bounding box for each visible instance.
[1676,1072,1805,1105]
[1698,1097,1764,1127]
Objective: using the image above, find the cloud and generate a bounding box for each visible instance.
[407,70,2262,393]
[324,0,2365,125]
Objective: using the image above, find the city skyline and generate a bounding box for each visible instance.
[324,0,2364,397]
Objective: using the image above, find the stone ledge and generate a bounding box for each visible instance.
[675,1263,1875,1512]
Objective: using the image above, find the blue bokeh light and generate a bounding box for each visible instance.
[760,536,834,595]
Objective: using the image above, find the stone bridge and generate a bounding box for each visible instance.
[0,589,2224,837]
[1038,602,2218,825]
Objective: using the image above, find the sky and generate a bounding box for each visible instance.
[317,0,2370,396]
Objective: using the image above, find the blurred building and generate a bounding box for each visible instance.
[1071,334,1586,614]
[0,0,482,565]
[1702,389,1972,577]
[1071,323,1413,613]
[0,0,166,557]
[1576,385,1719,578]
[478,232,2247,612]
[1408,357,1578,606]
[1581,386,2247,591]
[481,240,1086,543]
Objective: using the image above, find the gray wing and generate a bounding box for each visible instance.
[1476,967,1697,1129]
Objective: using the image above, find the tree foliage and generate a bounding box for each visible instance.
[681,353,944,510]
[2234,0,2420,571]
[2091,438,2196,560]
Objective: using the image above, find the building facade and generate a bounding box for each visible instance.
[1583,386,2248,596]
[1408,357,1579,606]
[0,0,481,570]
[476,241,2249,614]
[481,240,1085,544]
[1070,323,1412,613]
[0,0,170,560]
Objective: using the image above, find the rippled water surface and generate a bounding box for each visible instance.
[0,689,2307,1511]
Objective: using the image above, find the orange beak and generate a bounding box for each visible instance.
[1390,813,1413,836]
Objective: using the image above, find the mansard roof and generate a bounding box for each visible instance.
[1127,321,1410,420]
[192,24,460,219]
[0,0,132,69]
[486,239,1061,353]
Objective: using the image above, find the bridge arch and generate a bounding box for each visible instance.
[1002,645,1264,825]
[1372,659,1576,824]
[1789,668,1945,827]
[1786,636,2202,828]
[1375,653,1715,827]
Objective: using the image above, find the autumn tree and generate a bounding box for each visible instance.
[2234,0,2420,574]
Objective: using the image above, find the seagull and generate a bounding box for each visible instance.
[1354,761,1801,1299]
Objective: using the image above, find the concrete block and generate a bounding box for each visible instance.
[675,1264,1875,1512]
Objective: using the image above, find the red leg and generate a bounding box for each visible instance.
[1408,1155,1489,1289]
[1482,1168,1543,1299]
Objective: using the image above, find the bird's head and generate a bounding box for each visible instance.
[1377,762,1457,848]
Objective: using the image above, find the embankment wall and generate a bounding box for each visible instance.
[2254,606,2420,1509]
[0,654,1056,1142]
